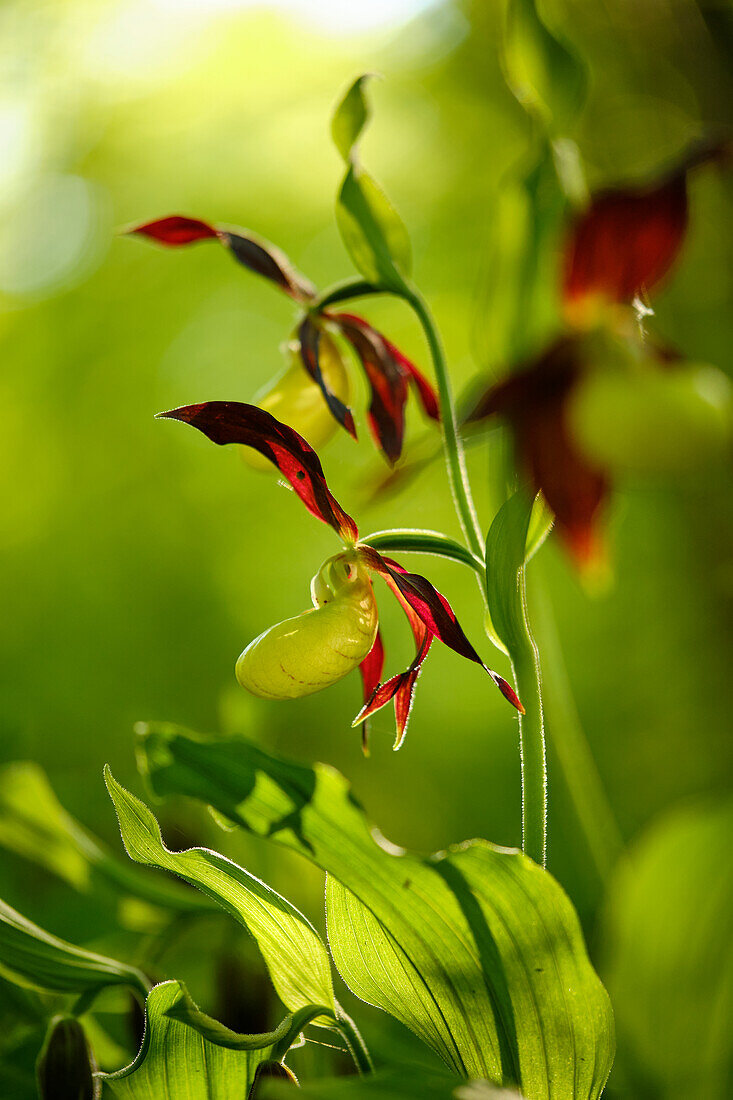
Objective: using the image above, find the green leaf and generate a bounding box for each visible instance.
[0,762,215,914]
[137,724,614,1097]
[484,488,548,658]
[100,980,309,1098]
[264,1070,524,1098]
[104,767,336,1017]
[332,75,411,293]
[37,1015,99,1100]
[337,167,411,292]
[0,896,148,999]
[503,0,588,132]
[603,799,733,1099]
[331,73,372,162]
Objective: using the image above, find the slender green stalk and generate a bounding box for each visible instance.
[530,567,623,881]
[335,1008,373,1075]
[361,528,485,573]
[512,578,547,867]
[312,277,381,311]
[404,287,485,558]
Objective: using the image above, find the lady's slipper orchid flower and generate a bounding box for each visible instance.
[468,140,731,566]
[128,216,439,465]
[158,400,522,750]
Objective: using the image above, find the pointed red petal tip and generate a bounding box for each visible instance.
[126,216,219,245]
[157,402,358,542]
[357,631,386,756]
[332,314,439,465]
[491,674,524,715]
[125,216,315,300]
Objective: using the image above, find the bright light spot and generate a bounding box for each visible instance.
[149,0,434,35]
[0,174,109,298]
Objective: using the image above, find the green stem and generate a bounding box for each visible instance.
[335,1007,373,1075]
[530,567,623,881]
[404,287,485,558]
[511,586,547,867]
[361,529,484,573]
[312,277,382,311]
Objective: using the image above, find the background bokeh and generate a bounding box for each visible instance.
[1,0,731,1095]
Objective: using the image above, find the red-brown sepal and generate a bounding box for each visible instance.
[298,316,357,438]
[469,337,608,565]
[563,174,688,308]
[126,216,315,301]
[157,402,358,541]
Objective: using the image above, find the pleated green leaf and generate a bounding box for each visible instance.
[0,896,148,999]
[332,75,411,292]
[0,761,214,914]
[104,767,336,1016]
[100,980,313,1099]
[136,724,614,1098]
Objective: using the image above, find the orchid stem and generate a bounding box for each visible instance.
[404,287,485,559]
[512,572,547,867]
[361,529,484,573]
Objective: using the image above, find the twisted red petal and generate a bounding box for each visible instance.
[126,216,316,301]
[358,548,524,720]
[382,336,440,421]
[157,402,358,542]
[356,629,385,754]
[298,316,357,439]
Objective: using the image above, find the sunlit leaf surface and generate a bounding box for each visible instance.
[105,768,336,1016]
[136,724,614,1098]
[0,897,147,999]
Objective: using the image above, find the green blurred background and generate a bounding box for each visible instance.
[1,0,731,1095]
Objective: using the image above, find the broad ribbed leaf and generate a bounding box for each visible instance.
[603,799,733,1099]
[137,724,614,1097]
[104,768,336,1016]
[0,897,148,999]
[503,0,587,131]
[100,980,311,1099]
[0,762,214,913]
[265,1071,524,1098]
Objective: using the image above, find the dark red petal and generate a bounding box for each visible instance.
[298,317,357,439]
[353,632,433,750]
[382,337,440,421]
[127,216,219,245]
[126,215,315,301]
[333,314,409,465]
[157,402,358,542]
[473,338,608,567]
[563,173,688,306]
[357,629,385,755]
[221,232,316,301]
[359,629,385,704]
[360,547,524,713]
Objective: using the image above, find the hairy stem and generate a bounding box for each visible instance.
[530,567,623,881]
[335,1007,373,1075]
[511,578,547,867]
[405,287,484,558]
